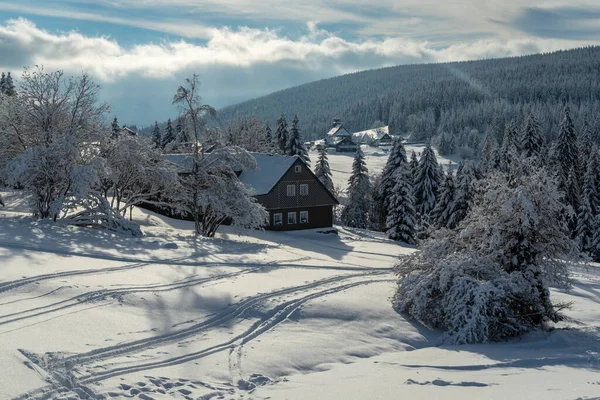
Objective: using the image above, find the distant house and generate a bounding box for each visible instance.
[335,137,358,153]
[325,118,352,146]
[352,127,392,146]
[119,126,137,136]
[164,153,339,231]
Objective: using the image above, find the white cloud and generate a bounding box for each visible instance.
[1,18,597,81]
[0,17,598,125]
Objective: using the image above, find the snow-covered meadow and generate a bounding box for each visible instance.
[1,149,600,400]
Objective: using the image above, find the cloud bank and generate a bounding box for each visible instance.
[0,17,598,125]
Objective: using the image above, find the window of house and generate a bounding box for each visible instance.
[295,165,302,173]
[273,213,283,226]
[287,184,296,196]
[300,184,309,196]
[300,211,309,224]
[287,212,297,224]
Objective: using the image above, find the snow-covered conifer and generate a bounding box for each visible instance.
[386,167,416,244]
[413,143,441,217]
[520,113,545,159]
[265,123,273,149]
[286,115,310,165]
[314,146,334,192]
[0,72,5,94]
[152,121,162,149]
[374,138,408,228]
[409,150,419,184]
[162,118,176,150]
[111,117,120,139]
[342,147,371,228]
[552,106,579,187]
[5,72,15,96]
[446,160,476,229]
[276,114,289,154]
[430,164,455,229]
[394,160,576,344]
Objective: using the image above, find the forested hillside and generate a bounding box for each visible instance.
[217,46,600,141]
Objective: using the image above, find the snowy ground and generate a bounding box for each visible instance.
[1,148,600,399]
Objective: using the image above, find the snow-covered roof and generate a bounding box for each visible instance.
[327,124,351,137]
[352,126,390,142]
[164,152,298,196]
[163,153,195,172]
[239,153,298,195]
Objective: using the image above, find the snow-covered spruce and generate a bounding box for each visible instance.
[413,143,440,217]
[276,114,289,155]
[552,106,579,190]
[162,118,176,150]
[342,147,371,229]
[373,138,407,231]
[430,164,455,229]
[520,113,545,159]
[314,146,334,192]
[385,166,416,244]
[445,160,477,229]
[152,121,162,149]
[286,115,310,166]
[394,160,577,344]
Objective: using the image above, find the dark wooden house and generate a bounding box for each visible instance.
[335,137,358,153]
[164,153,339,231]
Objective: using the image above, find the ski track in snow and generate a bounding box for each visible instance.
[14,271,392,399]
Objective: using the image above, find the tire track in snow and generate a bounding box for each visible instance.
[53,271,385,370]
[77,277,394,385]
[0,269,252,328]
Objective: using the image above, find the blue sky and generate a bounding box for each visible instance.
[0,0,599,126]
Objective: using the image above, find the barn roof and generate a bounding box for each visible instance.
[327,124,351,137]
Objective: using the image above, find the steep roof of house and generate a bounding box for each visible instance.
[327,124,351,137]
[336,137,357,146]
[352,126,389,142]
[163,152,298,196]
[238,153,298,196]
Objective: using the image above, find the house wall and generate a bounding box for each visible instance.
[256,159,337,210]
[266,205,334,231]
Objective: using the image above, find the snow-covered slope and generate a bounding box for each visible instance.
[1,191,600,399]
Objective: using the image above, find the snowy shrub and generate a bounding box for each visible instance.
[394,161,578,344]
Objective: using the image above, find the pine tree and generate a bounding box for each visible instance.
[314,146,334,192]
[286,115,310,165]
[430,164,455,229]
[176,118,188,145]
[520,113,544,159]
[372,138,408,231]
[152,121,162,148]
[5,72,16,96]
[577,198,595,253]
[582,150,600,215]
[553,106,579,188]
[162,118,176,149]
[276,114,289,154]
[446,160,476,229]
[342,147,370,228]
[479,132,498,174]
[386,167,416,244]
[0,72,6,94]
[498,121,519,171]
[111,116,120,139]
[265,123,273,149]
[409,151,419,184]
[413,144,441,217]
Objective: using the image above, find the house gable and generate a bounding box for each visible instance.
[255,158,338,210]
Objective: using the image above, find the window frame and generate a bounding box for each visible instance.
[286,184,296,196]
[295,165,302,173]
[299,183,309,196]
[273,213,283,226]
[287,212,297,224]
[299,210,309,224]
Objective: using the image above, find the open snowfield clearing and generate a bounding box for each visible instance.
[1,147,600,400]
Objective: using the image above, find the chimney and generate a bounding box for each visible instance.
[333,118,341,127]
